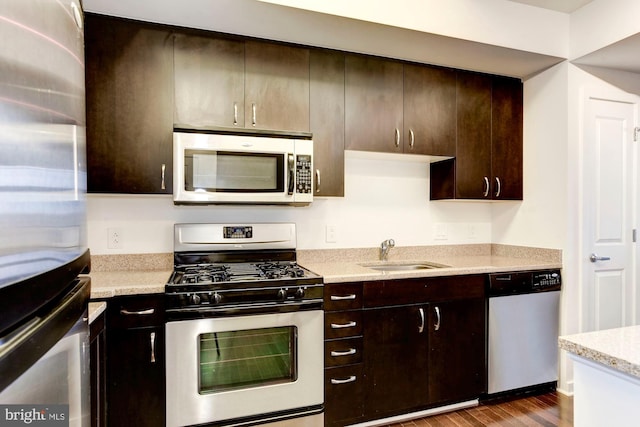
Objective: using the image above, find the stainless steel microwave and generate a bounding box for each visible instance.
[173,131,313,205]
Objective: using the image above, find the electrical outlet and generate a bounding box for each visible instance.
[108,228,123,249]
[325,225,337,243]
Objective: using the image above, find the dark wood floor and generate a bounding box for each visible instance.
[386,392,573,427]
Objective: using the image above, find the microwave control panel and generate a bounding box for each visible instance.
[296,155,312,194]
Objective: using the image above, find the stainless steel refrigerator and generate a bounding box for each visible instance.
[0,1,91,426]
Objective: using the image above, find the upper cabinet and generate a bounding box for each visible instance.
[310,50,345,197]
[403,64,457,156]
[85,15,174,194]
[174,34,310,132]
[345,56,404,153]
[173,34,245,128]
[430,72,523,200]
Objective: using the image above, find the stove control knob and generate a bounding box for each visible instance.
[295,287,305,299]
[277,288,287,300]
[190,293,201,305]
[212,293,222,304]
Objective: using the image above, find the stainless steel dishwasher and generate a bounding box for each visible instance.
[486,270,561,398]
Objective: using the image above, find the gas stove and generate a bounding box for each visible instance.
[165,223,323,318]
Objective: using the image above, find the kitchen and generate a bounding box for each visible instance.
[2,0,640,426]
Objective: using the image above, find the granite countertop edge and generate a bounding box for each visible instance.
[559,325,640,379]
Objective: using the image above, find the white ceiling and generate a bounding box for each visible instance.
[507,0,594,13]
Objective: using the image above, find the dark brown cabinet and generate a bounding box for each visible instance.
[106,294,165,427]
[403,64,457,156]
[90,309,106,427]
[85,14,174,194]
[310,50,345,197]
[323,283,365,427]
[361,275,486,422]
[174,34,310,132]
[345,55,404,153]
[173,34,245,128]
[427,298,486,405]
[430,71,523,200]
[363,303,430,418]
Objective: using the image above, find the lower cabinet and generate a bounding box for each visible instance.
[90,308,106,427]
[363,304,430,419]
[106,294,165,427]
[323,276,486,426]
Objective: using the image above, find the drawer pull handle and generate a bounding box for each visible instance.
[331,321,356,329]
[120,308,155,316]
[331,348,357,357]
[330,294,356,301]
[331,376,356,385]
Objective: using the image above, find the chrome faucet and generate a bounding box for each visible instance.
[380,239,395,260]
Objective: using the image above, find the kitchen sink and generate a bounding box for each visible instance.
[361,262,448,272]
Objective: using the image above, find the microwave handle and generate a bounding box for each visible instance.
[288,154,295,195]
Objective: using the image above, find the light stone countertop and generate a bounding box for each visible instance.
[559,325,640,379]
[88,270,171,299]
[88,301,107,324]
[86,244,561,297]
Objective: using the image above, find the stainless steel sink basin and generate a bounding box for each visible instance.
[360,262,447,272]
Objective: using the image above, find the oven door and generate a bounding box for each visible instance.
[174,132,298,205]
[166,309,323,427]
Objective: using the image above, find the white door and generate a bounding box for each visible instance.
[582,97,637,332]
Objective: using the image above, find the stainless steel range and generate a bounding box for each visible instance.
[165,223,324,427]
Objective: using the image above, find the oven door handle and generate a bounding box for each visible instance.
[166,299,323,318]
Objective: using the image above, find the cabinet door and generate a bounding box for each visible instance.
[244,41,310,132]
[85,15,173,194]
[363,304,429,419]
[107,326,165,427]
[454,71,492,199]
[310,50,345,197]
[492,76,523,200]
[90,311,106,427]
[173,33,245,128]
[345,55,404,153]
[404,64,456,156]
[428,298,486,405]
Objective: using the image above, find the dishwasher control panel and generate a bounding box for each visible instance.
[488,269,561,296]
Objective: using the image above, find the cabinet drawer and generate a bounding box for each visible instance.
[325,337,363,367]
[324,283,363,311]
[325,311,363,339]
[107,294,165,329]
[325,365,364,426]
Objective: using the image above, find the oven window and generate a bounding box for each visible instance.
[198,326,297,394]
[185,150,285,193]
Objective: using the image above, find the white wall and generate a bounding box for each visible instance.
[87,153,493,255]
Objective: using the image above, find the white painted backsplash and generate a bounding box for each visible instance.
[87,152,493,255]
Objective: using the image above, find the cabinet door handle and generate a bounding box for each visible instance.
[150,332,156,363]
[418,307,425,333]
[120,308,155,316]
[495,176,501,198]
[161,164,166,190]
[331,348,357,357]
[330,294,356,301]
[331,376,356,385]
[233,102,238,126]
[409,129,415,149]
[394,128,400,148]
[434,306,441,331]
[483,176,490,197]
[252,103,257,126]
[331,321,356,329]
[315,169,321,193]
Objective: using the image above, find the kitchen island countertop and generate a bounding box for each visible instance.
[559,325,640,379]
